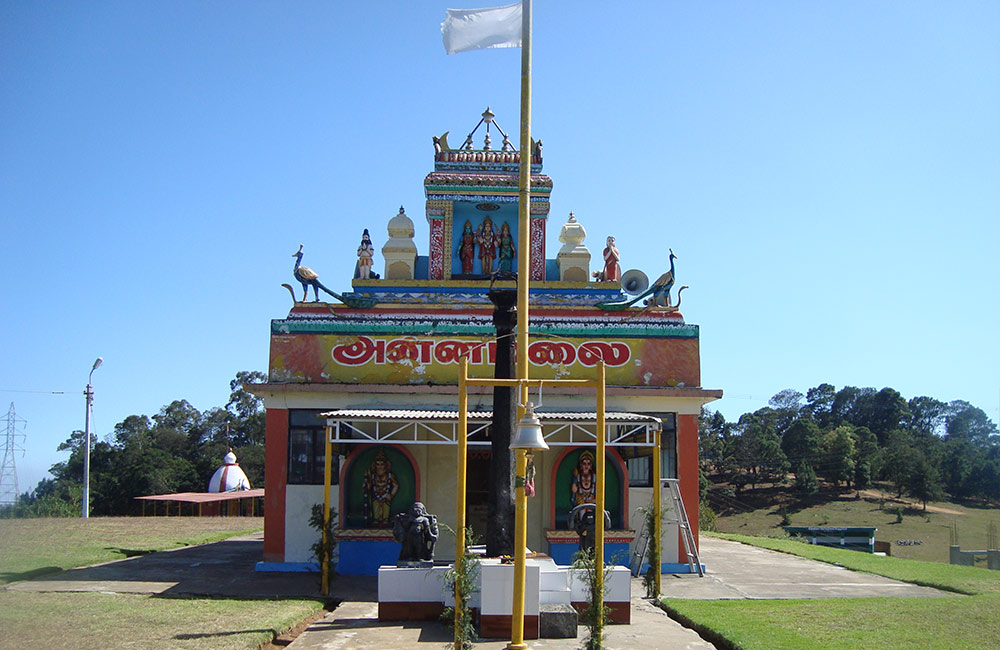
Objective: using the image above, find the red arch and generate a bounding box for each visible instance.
[548,446,629,529]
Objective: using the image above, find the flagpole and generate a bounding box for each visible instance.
[509,0,532,647]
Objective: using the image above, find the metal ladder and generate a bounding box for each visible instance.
[630,517,650,576]
[662,478,704,576]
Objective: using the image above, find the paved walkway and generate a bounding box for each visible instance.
[660,536,947,600]
[286,586,717,650]
[6,532,950,649]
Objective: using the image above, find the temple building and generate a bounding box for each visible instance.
[251,110,721,575]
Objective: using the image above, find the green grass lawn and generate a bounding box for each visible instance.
[0,517,323,650]
[0,516,264,584]
[0,591,320,650]
[662,533,1000,650]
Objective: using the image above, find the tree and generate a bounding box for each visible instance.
[698,408,727,472]
[803,383,837,428]
[226,370,266,447]
[821,426,856,488]
[732,411,789,490]
[794,461,819,496]
[945,401,998,446]
[880,430,917,498]
[865,388,910,443]
[904,451,944,511]
[767,389,803,436]
[853,426,879,476]
[781,418,822,467]
[853,460,872,492]
[941,438,975,498]
[906,396,947,437]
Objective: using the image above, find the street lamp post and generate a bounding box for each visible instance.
[82,357,103,518]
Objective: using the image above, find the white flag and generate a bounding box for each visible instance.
[441,3,522,55]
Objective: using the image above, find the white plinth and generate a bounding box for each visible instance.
[377,565,451,603]
[479,559,540,616]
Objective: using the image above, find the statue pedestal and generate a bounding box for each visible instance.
[377,565,451,621]
[478,560,541,639]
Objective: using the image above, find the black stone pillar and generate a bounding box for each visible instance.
[486,287,517,557]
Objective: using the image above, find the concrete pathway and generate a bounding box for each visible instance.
[660,536,948,600]
[285,583,717,650]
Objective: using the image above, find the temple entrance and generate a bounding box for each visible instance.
[466,449,490,539]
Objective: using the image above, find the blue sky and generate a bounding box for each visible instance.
[2,2,997,493]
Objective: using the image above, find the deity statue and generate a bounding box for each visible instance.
[456,220,476,274]
[393,501,439,565]
[363,449,398,527]
[496,221,515,273]
[357,229,375,279]
[476,216,497,274]
[570,450,597,507]
[602,236,621,282]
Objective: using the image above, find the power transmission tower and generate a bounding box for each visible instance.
[1,402,27,506]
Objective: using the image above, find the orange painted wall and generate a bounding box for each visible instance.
[264,408,288,562]
[676,413,700,561]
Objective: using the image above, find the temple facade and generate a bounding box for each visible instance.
[252,110,721,575]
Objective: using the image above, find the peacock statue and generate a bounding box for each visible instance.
[292,244,340,302]
[288,245,379,308]
[646,248,678,307]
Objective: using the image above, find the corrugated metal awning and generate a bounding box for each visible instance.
[319,409,661,447]
[320,409,661,424]
[134,489,265,503]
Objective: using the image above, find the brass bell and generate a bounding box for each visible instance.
[511,402,548,451]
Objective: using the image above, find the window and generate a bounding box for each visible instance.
[624,414,677,487]
[288,410,339,485]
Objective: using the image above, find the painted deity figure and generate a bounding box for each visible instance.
[496,221,515,273]
[456,220,476,274]
[363,449,399,527]
[570,450,597,507]
[476,216,497,274]
[357,229,375,279]
[602,236,621,282]
[393,501,439,564]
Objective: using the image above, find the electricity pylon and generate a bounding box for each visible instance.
[0,402,26,506]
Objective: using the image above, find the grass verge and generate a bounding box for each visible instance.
[660,533,1000,650]
[0,591,322,650]
[662,595,1000,650]
[0,517,264,584]
[710,532,1000,595]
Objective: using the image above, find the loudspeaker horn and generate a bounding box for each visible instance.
[621,269,649,296]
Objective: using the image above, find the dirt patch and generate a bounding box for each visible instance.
[858,490,966,515]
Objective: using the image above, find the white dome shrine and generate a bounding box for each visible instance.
[208,449,251,493]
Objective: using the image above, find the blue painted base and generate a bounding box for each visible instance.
[548,542,631,567]
[338,539,401,576]
[255,561,318,573]
[638,562,707,574]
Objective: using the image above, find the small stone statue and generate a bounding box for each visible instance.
[393,501,439,566]
[569,503,612,556]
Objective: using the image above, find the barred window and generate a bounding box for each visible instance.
[288,410,339,485]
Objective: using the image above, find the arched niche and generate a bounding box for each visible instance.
[549,447,628,530]
[340,445,419,529]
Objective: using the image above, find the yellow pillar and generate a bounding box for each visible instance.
[653,426,662,597]
[595,360,606,629]
[455,358,469,650]
[321,425,333,595]
[508,1,533,646]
